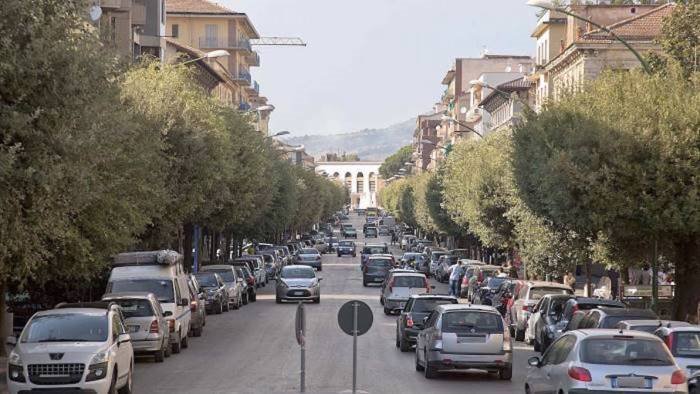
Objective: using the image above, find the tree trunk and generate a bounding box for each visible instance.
[673,236,700,322]
[183,222,194,271]
[224,233,231,262]
[0,282,7,356]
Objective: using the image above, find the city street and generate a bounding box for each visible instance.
[133,216,536,393]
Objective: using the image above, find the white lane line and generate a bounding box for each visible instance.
[257,294,379,301]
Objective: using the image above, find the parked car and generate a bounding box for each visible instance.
[400,235,417,251]
[559,297,626,334]
[616,319,691,333]
[193,272,227,314]
[654,325,700,378]
[362,256,393,286]
[428,249,448,277]
[415,304,512,380]
[275,265,322,304]
[199,265,244,310]
[101,292,170,362]
[185,275,206,337]
[361,243,390,268]
[260,253,279,279]
[236,266,256,303]
[531,293,575,353]
[510,281,573,341]
[273,246,292,266]
[400,252,428,273]
[106,250,191,354]
[238,256,267,287]
[577,307,659,330]
[6,302,135,394]
[525,329,687,394]
[380,272,430,315]
[395,295,457,352]
[410,240,433,253]
[462,264,503,300]
[337,240,357,257]
[472,276,511,306]
[493,279,524,317]
[435,255,458,283]
[378,225,390,236]
[296,248,323,271]
[286,242,299,256]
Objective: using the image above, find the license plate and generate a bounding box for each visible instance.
[616,376,646,388]
[374,278,383,282]
[457,335,486,343]
[127,325,139,333]
[294,291,304,296]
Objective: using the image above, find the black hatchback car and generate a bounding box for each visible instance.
[395,294,458,352]
[362,256,393,286]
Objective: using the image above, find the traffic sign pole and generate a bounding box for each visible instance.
[337,300,373,394]
[296,302,306,393]
[352,301,358,394]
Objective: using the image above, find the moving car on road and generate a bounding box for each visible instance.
[336,240,356,257]
[193,272,228,314]
[525,329,687,394]
[531,293,575,353]
[361,243,390,269]
[275,265,322,304]
[381,272,430,315]
[415,304,512,380]
[362,255,393,286]
[102,292,171,362]
[396,294,458,352]
[6,302,135,394]
[364,226,378,238]
[296,248,323,271]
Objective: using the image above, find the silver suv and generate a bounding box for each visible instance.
[415,304,512,380]
[6,302,134,394]
[380,272,430,315]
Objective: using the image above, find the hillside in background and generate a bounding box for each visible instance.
[283,118,416,161]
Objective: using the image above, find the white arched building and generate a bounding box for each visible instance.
[315,161,382,209]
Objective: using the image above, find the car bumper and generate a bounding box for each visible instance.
[337,249,354,255]
[363,275,386,283]
[403,327,421,342]
[132,338,164,353]
[426,350,512,370]
[279,289,318,300]
[297,261,321,268]
[10,377,110,394]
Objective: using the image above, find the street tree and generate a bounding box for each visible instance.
[379,145,413,179]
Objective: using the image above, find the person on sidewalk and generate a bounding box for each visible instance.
[447,260,463,297]
[563,271,576,289]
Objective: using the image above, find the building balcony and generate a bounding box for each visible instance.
[245,80,260,95]
[247,51,260,67]
[233,70,252,84]
[100,0,130,10]
[198,38,252,52]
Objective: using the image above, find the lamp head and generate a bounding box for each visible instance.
[205,50,230,59]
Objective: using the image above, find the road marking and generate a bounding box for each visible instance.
[257,294,378,301]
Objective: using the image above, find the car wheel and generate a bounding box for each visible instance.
[250,291,257,302]
[318,266,322,271]
[533,337,540,352]
[399,335,411,352]
[499,366,513,380]
[515,326,525,342]
[164,339,172,357]
[232,297,240,310]
[171,335,181,354]
[223,299,230,312]
[313,297,320,304]
[424,358,438,379]
[395,329,400,348]
[337,253,341,257]
[193,324,202,337]
[362,280,367,287]
[380,297,385,306]
[117,364,133,394]
[383,307,392,315]
[276,296,282,304]
[415,349,424,371]
[181,331,189,349]
[154,344,165,362]
[352,253,356,257]
[216,301,222,314]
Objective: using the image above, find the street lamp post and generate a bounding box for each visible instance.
[526,0,652,74]
[440,114,484,139]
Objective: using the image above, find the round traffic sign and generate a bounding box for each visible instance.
[338,300,373,336]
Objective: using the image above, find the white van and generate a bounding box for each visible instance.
[106,250,192,354]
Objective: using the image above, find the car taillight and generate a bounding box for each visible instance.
[671,369,686,384]
[168,319,175,333]
[522,305,531,312]
[149,320,159,334]
[664,333,675,351]
[568,367,592,382]
[406,314,414,328]
[190,300,197,312]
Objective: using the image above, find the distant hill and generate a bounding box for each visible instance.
[283,118,416,161]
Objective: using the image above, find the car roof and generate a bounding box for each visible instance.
[437,304,499,313]
[364,243,387,247]
[409,294,458,300]
[525,281,572,289]
[368,255,393,260]
[299,249,319,253]
[36,308,108,317]
[620,319,691,328]
[575,329,660,340]
[656,324,700,332]
[392,272,425,277]
[284,265,315,270]
[572,297,626,307]
[595,307,657,317]
[201,265,234,270]
[543,293,575,300]
[102,292,156,301]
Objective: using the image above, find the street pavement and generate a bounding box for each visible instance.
[133,215,536,393]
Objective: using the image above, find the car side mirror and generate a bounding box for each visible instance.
[117,333,131,345]
[179,298,189,307]
[6,336,17,347]
[528,356,541,368]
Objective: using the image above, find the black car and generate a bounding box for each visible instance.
[395,294,458,351]
[194,272,228,314]
[531,293,575,353]
[577,306,657,329]
[337,240,357,257]
[560,297,626,333]
[473,276,509,306]
[362,256,393,286]
[360,243,389,268]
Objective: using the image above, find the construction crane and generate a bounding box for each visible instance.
[251,37,307,47]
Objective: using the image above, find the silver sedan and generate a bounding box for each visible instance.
[275,265,322,304]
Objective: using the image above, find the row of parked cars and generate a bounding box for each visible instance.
[4,246,290,394]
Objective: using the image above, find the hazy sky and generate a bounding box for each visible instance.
[224,0,537,136]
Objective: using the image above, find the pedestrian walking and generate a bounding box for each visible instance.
[447,260,463,297]
[390,230,397,246]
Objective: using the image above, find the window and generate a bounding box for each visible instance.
[204,24,218,47]
[543,335,577,365]
[581,338,673,366]
[441,311,503,334]
[172,24,179,38]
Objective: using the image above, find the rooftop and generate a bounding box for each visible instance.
[583,3,675,41]
[166,0,240,15]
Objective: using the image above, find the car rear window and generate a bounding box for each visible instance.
[368,259,392,268]
[674,332,700,358]
[601,315,657,329]
[108,279,174,303]
[581,338,673,366]
[300,249,318,254]
[530,287,572,300]
[412,299,456,313]
[339,241,353,246]
[393,276,426,288]
[364,246,387,254]
[194,273,219,287]
[112,299,154,318]
[486,277,507,288]
[441,311,503,333]
[205,269,234,283]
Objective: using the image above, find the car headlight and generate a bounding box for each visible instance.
[90,351,109,365]
[86,362,108,382]
[8,349,22,366]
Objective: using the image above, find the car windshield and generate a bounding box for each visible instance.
[412,299,456,313]
[581,338,673,365]
[442,311,503,334]
[674,332,700,357]
[393,276,426,288]
[205,269,234,283]
[21,314,108,343]
[111,299,154,318]
[530,287,572,300]
[300,249,318,255]
[109,279,174,303]
[364,247,386,254]
[281,268,315,279]
[194,273,219,287]
[339,241,353,246]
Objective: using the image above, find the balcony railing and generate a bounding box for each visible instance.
[247,51,260,66]
[198,38,252,51]
[234,70,252,84]
[251,80,260,94]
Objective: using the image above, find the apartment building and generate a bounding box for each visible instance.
[465,71,528,137]
[165,0,263,112]
[96,0,166,60]
[545,3,674,101]
[530,10,567,111]
[413,113,442,173]
[479,77,534,132]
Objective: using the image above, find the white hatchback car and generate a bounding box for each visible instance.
[6,302,134,394]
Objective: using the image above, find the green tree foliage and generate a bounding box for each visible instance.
[426,168,469,237]
[513,68,700,319]
[379,178,415,227]
[655,1,700,76]
[379,145,413,179]
[412,173,438,235]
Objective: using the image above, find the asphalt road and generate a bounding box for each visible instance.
[133,215,536,393]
